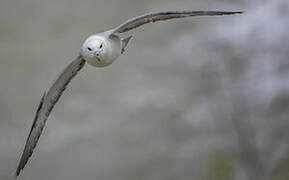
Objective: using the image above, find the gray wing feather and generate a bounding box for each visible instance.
[15,54,85,177]
[112,10,243,34]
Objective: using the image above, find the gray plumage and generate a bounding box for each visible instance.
[15,10,242,178]
[15,55,85,177]
[111,11,242,34]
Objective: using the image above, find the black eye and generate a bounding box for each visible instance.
[99,44,103,48]
[87,47,92,51]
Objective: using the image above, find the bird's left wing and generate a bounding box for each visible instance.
[15,54,85,177]
[110,10,243,34]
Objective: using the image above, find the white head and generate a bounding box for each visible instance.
[80,35,121,67]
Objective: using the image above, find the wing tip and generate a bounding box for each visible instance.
[226,11,244,14]
[15,166,22,178]
[15,156,26,178]
[207,11,244,15]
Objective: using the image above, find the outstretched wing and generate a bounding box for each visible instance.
[111,10,242,34]
[15,54,86,177]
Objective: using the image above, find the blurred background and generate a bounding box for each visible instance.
[1,0,289,179]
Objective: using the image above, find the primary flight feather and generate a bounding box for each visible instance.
[16,10,242,177]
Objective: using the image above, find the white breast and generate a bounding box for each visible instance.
[81,34,122,67]
[106,34,122,64]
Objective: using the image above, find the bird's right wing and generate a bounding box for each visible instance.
[15,54,86,177]
[111,10,243,34]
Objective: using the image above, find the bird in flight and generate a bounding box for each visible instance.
[15,10,242,177]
